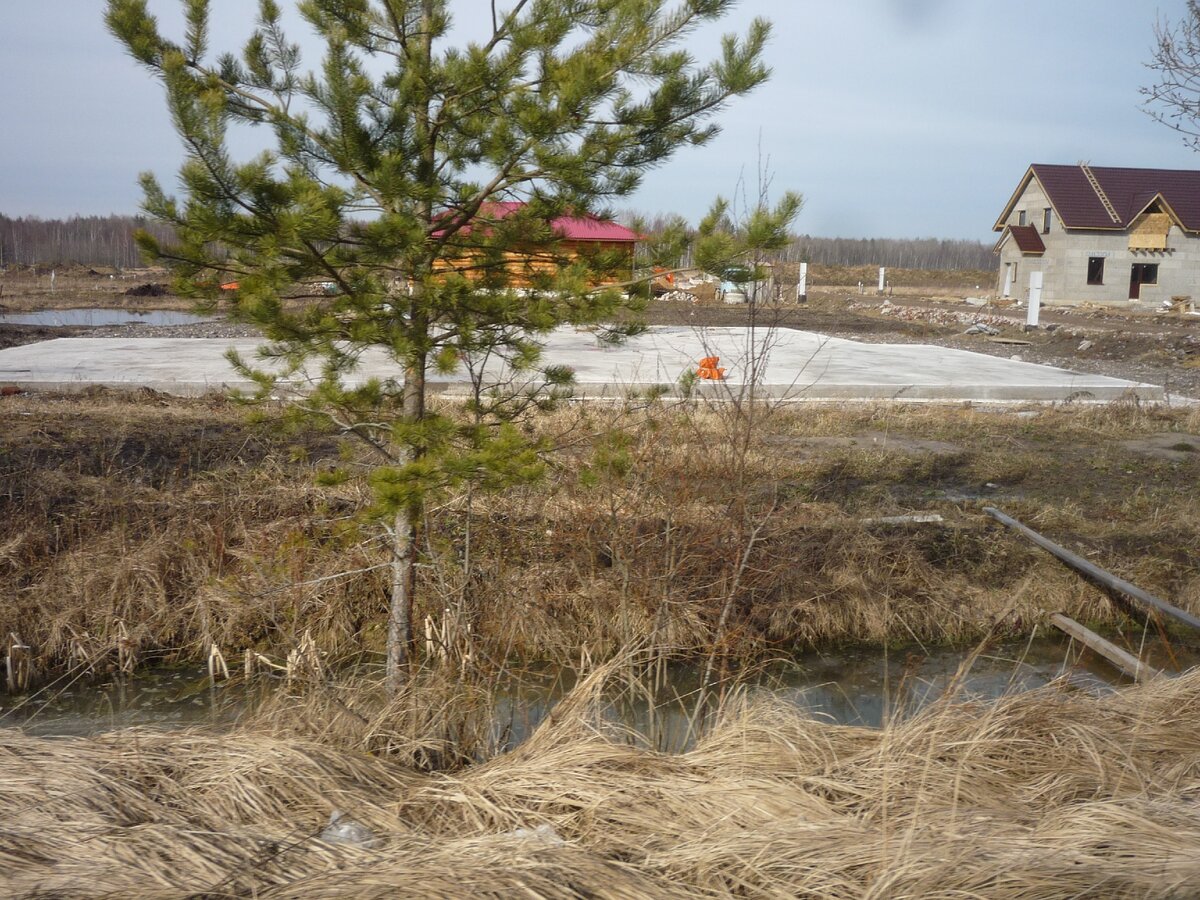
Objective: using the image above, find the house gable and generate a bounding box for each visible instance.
[1126,197,1179,252]
[993,166,1035,231]
[992,167,1070,234]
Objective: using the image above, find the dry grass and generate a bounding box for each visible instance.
[0,393,387,671]
[4,661,1200,897]
[805,264,995,295]
[0,267,197,311]
[3,392,1200,679]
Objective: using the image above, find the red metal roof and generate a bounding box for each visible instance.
[1012,165,1200,232]
[441,201,640,242]
[1002,224,1046,255]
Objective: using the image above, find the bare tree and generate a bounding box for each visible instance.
[1144,2,1200,150]
[0,215,175,269]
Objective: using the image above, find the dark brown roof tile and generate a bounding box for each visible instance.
[1005,224,1046,255]
[1030,164,1200,232]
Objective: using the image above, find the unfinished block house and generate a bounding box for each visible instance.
[993,164,1200,306]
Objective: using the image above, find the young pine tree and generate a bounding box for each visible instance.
[106,0,774,689]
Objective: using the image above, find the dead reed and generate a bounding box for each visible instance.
[4,662,1200,897]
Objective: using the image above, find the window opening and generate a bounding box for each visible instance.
[1087,257,1104,285]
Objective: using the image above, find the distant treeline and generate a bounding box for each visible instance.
[667,233,994,273]
[0,215,174,269]
[781,235,994,271]
[627,212,994,272]
[2,213,995,273]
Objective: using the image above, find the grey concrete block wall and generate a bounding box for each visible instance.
[996,177,1198,307]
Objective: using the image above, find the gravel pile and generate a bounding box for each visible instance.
[87,321,263,339]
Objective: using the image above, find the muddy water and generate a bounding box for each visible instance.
[0,308,216,327]
[3,632,1195,741]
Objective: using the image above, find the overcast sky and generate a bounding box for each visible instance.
[2,1,1198,241]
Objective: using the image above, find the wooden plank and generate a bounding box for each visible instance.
[1050,613,1161,682]
[860,514,945,526]
[984,506,1200,632]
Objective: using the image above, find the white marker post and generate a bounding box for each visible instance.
[1027,271,1043,328]
[878,267,886,294]
[797,263,808,303]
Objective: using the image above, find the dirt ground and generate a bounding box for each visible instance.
[0,266,184,309]
[0,323,84,351]
[4,268,1199,397]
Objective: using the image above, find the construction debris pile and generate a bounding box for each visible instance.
[854,302,1015,331]
[657,290,699,303]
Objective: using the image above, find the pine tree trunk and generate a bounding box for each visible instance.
[385,0,437,695]
[386,506,416,694]
[385,352,427,693]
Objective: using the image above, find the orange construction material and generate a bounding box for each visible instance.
[696,355,725,380]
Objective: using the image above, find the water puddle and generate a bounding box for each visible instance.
[3,632,1194,742]
[0,308,217,327]
[1,668,243,736]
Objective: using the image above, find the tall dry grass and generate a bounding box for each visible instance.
[4,661,1200,897]
[3,392,1200,680]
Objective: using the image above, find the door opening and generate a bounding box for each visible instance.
[1129,263,1159,300]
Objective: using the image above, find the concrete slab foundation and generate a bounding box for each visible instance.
[0,326,1162,403]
